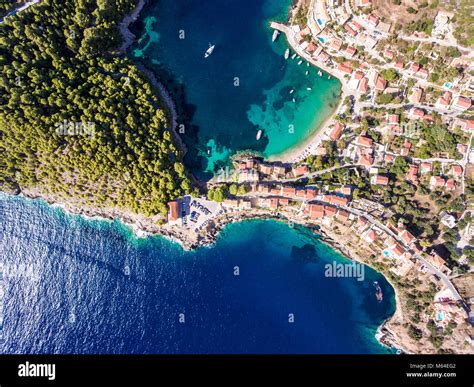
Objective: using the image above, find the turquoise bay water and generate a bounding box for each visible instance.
[130,0,341,179]
[0,194,395,354]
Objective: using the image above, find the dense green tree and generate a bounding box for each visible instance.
[0,0,192,217]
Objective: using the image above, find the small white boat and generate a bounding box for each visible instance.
[306,62,309,67]
[289,89,294,94]
[307,87,312,90]
[318,70,323,76]
[284,48,290,59]
[297,60,303,65]
[204,43,215,58]
[272,30,280,42]
[291,53,297,59]
[305,70,309,75]
[256,129,263,140]
[328,75,331,79]
[292,98,296,102]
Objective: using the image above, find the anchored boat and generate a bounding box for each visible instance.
[272,30,280,42]
[204,43,215,58]
[373,281,383,303]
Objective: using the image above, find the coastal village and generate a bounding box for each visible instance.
[1,0,473,356]
[162,0,474,354]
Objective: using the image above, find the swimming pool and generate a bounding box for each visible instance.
[317,18,324,27]
[318,36,325,43]
[443,82,452,90]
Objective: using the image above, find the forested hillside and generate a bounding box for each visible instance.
[0,0,192,217]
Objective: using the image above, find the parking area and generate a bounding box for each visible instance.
[186,196,224,232]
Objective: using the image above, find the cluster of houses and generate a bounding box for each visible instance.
[343,134,380,168]
[406,161,463,192]
[236,158,309,183]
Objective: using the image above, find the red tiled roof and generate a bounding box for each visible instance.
[324,195,349,206]
[420,162,432,173]
[375,76,387,91]
[329,122,344,141]
[455,96,472,109]
[357,136,373,147]
[366,230,377,242]
[451,165,462,176]
[344,24,357,36]
[411,62,420,73]
[446,178,456,190]
[392,243,405,258]
[293,165,309,177]
[431,176,445,187]
[305,188,317,199]
[400,230,415,244]
[358,77,369,92]
[360,155,374,166]
[282,186,296,196]
[388,114,399,123]
[308,204,325,219]
[324,205,337,217]
[167,201,179,221]
[307,42,317,53]
[337,210,350,221]
[374,175,389,185]
[338,62,353,74]
[345,47,357,57]
[395,61,404,69]
[418,68,429,78]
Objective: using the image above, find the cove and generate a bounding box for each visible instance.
[129,0,342,179]
[0,194,395,354]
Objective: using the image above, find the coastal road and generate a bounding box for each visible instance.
[460,132,473,195]
[338,205,464,302]
[354,101,462,119]
[275,164,356,183]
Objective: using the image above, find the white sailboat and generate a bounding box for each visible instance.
[291,53,297,59]
[272,30,280,42]
[284,48,290,59]
[204,43,215,58]
[256,129,263,140]
[318,70,323,76]
[297,60,303,65]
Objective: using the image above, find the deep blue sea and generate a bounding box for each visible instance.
[0,194,395,354]
[130,0,341,179]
